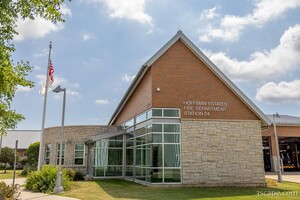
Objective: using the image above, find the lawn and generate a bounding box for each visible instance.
[0,170,25,179]
[61,179,300,200]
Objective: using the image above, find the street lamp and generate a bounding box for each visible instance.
[273,113,283,182]
[53,85,66,193]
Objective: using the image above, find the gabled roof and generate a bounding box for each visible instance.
[108,31,272,127]
[2,130,41,149]
[266,115,300,125]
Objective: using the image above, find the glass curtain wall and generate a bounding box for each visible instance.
[94,135,123,177]
[132,123,181,183]
[126,132,134,176]
[93,108,181,183]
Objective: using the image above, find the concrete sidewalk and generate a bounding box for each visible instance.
[265,172,300,183]
[0,178,79,200]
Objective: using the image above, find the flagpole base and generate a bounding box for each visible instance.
[53,172,64,193]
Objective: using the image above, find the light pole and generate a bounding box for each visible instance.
[53,85,66,193]
[273,113,283,182]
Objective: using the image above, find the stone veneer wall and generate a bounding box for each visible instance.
[181,120,265,186]
[42,125,114,173]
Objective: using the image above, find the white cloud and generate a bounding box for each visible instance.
[60,4,72,17]
[95,99,110,105]
[87,0,153,26]
[82,33,95,41]
[36,74,80,98]
[14,4,71,41]
[33,48,49,57]
[255,80,300,104]
[33,66,42,71]
[199,0,300,42]
[122,73,136,83]
[67,90,80,97]
[200,6,219,20]
[14,18,64,41]
[204,25,300,82]
[16,86,32,93]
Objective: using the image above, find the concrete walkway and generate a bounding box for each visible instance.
[0,178,79,200]
[265,172,300,183]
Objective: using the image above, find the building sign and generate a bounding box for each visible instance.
[183,101,228,116]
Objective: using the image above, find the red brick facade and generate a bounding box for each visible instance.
[114,69,152,125]
[113,39,259,125]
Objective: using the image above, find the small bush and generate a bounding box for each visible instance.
[73,171,84,181]
[25,165,72,193]
[64,168,75,180]
[0,181,20,200]
[21,165,37,176]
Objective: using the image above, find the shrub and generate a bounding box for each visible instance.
[0,182,20,200]
[21,164,37,176]
[64,168,75,180]
[73,171,84,181]
[26,142,40,167]
[25,165,72,193]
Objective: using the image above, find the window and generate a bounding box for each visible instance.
[56,143,65,165]
[94,135,123,177]
[45,144,51,164]
[163,109,180,117]
[164,124,180,133]
[125,119,134,127]
[136,112,147,124]
[132,123,181,183]
[74,144,85,165]
[152,109,162,117]
[152,108,180,118]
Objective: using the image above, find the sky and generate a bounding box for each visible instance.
[11,0,300,130]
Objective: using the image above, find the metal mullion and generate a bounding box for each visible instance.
[162,123,165,184]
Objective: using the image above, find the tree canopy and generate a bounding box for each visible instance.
[0,147,16,173]
[0,0,68,135]
[26,142,40,167]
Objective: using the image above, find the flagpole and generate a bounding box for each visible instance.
[38,41,52,171]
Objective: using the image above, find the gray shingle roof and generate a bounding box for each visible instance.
[1,130,41,149]
[266,115,300,125]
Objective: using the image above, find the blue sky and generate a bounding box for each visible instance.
[12,0,300,130]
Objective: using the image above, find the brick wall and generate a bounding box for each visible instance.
[151,39,259,121]
[42,125,114,172]
[114,69,152,126]
[181,119,265,186]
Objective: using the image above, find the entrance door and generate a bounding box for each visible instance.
[262,137,271,171]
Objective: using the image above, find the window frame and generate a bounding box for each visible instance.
[56,143,66,165]
[45,144,51,165]
[74,143,85,166]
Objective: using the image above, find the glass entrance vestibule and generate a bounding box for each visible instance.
[92,108,182,184]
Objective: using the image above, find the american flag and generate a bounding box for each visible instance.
[48,60,54,84]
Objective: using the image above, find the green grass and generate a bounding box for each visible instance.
[61,179,300,200]
[0,170,25,179]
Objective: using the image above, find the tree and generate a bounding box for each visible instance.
[0,147,16,173]
[26,142,40,168]
[0,0,69,136]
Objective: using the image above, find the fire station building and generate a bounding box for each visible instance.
[41,31,300,187]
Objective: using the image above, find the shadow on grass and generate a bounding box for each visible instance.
[95,179,293,200]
